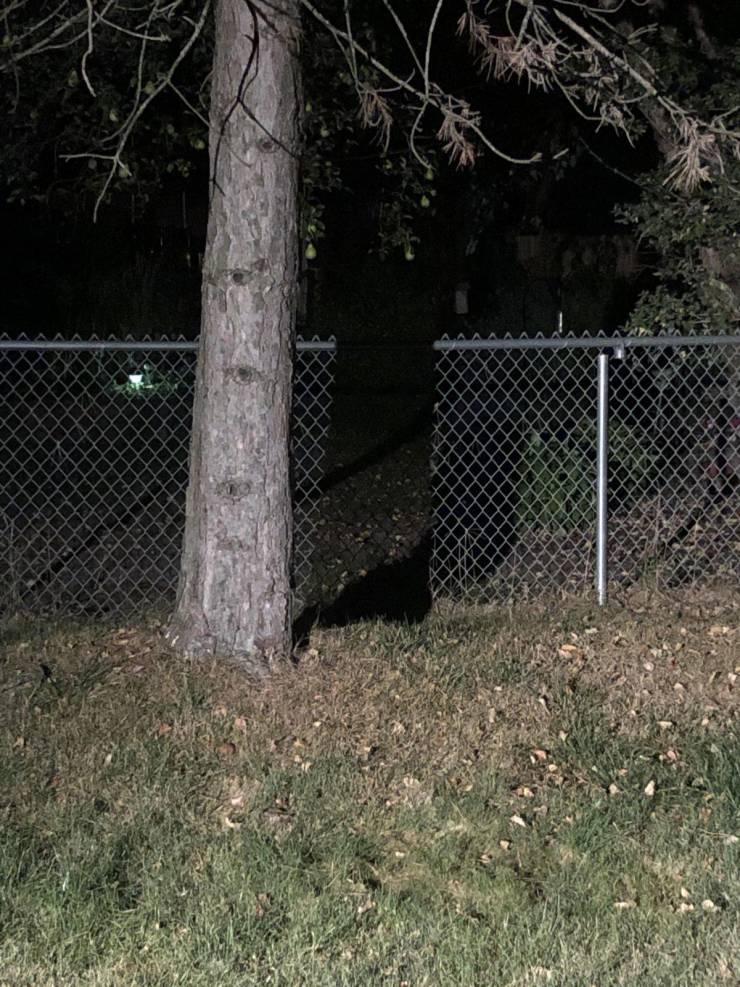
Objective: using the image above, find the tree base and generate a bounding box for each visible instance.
[165,612,279,678]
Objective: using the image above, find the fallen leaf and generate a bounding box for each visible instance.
[499,839,511,850]
[213,704,228,718]
[724,834,738,846]
[657,720,674,730]
[614,900,636,910]
[514,785,535,798]
[528,967,552,981]
[678,902,694,913]
[701,899,718,912]
[708,625,731,638]
[557,643,583,660]
[680,887,691,899]
[155,722,172,737]
[12,736,25,750]
[222,815,241,830]
[233,716,247,733]
[217,741,237,758]
[532,748,548,762]
[510,814,527,828]
[608,783,620,796]
[644,780,656,797]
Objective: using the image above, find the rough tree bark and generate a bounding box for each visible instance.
[167,0,301,672]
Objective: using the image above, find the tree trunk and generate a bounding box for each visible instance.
[167,0,301,672]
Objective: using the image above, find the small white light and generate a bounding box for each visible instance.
[128,373,144,387]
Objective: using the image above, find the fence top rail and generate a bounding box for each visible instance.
[0,338,336,353]
[433,334,740,353]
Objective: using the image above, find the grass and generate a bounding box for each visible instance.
[1,585,738,986]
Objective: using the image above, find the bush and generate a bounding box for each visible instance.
[516,420,658,533]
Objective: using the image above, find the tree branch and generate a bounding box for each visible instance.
[300,0,543,167]
[60,0,212,221]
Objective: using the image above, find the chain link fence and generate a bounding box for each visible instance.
[303,345,433,609]
[432,334,740,601]
[0,335,335,616]
[3,332,737,619]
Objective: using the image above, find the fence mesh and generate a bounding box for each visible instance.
[432,335,740,601]
[0,336,335,616]
[3,333,737,617]
[609,341,740,589]
[292,342,336,610]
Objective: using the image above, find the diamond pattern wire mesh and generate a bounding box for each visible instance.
[292,341,336,611]
[432,335,740,601]
[0,335,335,616]
[609,341,740,589]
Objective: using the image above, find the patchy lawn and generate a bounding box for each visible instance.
[1,586,738,986]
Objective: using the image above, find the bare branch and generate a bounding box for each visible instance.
[423,0,445,96]
[300,0,542,167]
[168,79,210,129]
[379,0,424,77]
[59,0,212,221]
[687,2,718,60]
[80,0,96,96]
[97,15,171,43]
[2,1,119,67]
[343,0,358,85]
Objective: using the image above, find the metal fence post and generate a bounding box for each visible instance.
[595,350,610,606]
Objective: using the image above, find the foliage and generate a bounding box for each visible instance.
[621,170,740,335]
[517,420,658,532]
[618,30,740,336]
[3,2,739,263]
[0,2,212,216]
[0,2,441,260]
[517,428,595,534]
